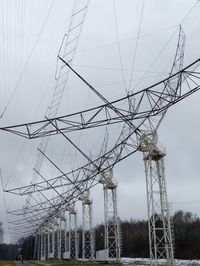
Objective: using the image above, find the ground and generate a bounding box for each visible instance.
[0,261,16,266]
[0,260,123,266]
[31,259,122,265]
[2,259,200,266]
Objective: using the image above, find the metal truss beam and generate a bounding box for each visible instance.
[1,59,200,139]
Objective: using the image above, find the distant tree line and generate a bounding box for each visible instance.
[96,210,200,259]
[0,243,18,259]
[1,210,200,260]
[173,210,200,259]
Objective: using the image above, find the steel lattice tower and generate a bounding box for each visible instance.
[68,205,78,259]
[62,211,70,258]
[58,217,62,259]
[138,132,174,266]
[79,191,95,260]
[39,231,42,260]
[46,224,50,259]
[100,169,121,261]
[45,227,48,260]
[48,222,55,259]
[53,217,59,259]
[60,211,67,259]
[40,228,46,260]
[48,222,54,259]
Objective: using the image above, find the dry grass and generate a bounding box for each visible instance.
[0,261,16,266]
[31,260,122,266]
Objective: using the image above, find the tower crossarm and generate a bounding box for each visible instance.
[0,58,200,138]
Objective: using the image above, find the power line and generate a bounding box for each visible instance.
[181,0,199,25]
[75,25,178,54]
[112,0,127,92]
[128,0,146,92]
[0,0,55,119]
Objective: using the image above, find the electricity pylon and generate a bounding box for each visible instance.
[68,204,78,259]
[138,132,174,266]
[79,191,95,260]
[40,227,47,260]
[48,222,54,259]
[60,211,67,259]
[52,217,59,259]
[100,169,121,261]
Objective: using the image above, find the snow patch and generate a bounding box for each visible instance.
[120,257,200,265]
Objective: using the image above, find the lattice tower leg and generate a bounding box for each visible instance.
[57,220,62,259]
[60,217,66,258]
[69,211,78,259]
[44,231,48,260]
[104,183,121,261]
[52,227,55,258]
[48,227,53,259]
[40,230,45,260]
[64,217,69,252]
[47,230,50,259]
[142,147,174,266]
[54,225,58,259]
[82,201,95,260]
[40,232,42,260]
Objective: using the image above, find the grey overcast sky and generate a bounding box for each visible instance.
[0,0,200,243]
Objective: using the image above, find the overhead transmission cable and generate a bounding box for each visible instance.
[2,0,56,189]
[76,25,179,54]
[134,0,200,90]
[180,0,199,25]
[1,1,7,108]
[112,0,127,92]
[128,0,146,92]
[134,26,180,90]
[73,64,169,74]
[0,0,55,119]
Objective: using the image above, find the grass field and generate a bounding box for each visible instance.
[32,259,122,266]
[0,261,16,266]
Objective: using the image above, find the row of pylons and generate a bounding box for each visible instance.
[33,169,121,262]
[34,132,175,266]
